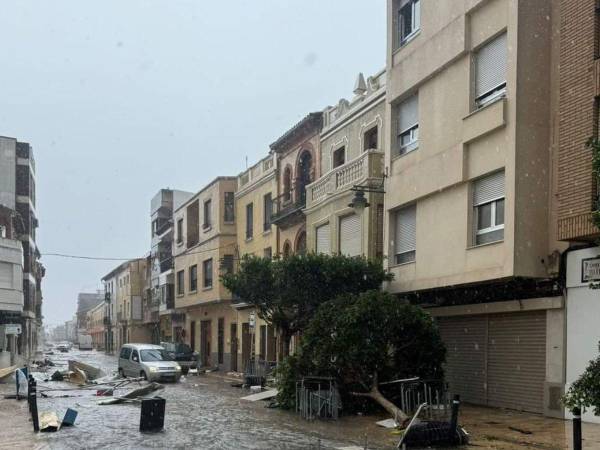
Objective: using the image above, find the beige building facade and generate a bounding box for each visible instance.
[233,154,279,369]
[384,0,564,417]
[305,71,386,258]
[86,301,105,351]
[173,177,239,370]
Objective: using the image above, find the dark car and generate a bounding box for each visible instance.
[160,342,197,374]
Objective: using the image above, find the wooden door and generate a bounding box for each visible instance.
[230,323,238,372]
[200,320,212,367]
[241,322,251,372]
[190,321,196,352]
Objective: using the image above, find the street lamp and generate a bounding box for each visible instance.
[348,172,387,213]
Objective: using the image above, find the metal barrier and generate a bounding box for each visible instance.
[244,358,275,386]
[394,378,450,420]
[296,376,341,420]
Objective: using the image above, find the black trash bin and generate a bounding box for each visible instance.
[140,397,166,432]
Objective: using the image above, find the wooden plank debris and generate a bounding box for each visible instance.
[240,389,278,402]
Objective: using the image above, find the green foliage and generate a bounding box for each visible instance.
[277,290,446,409]
[563,342,600,415]
[221,253,392,353]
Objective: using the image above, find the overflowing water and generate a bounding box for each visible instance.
[27,349,394,449]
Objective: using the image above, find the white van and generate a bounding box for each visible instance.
[118,343,181,382]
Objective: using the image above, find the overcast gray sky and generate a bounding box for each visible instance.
[0,0,385,325]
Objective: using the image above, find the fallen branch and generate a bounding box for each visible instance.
[350,373,408,423]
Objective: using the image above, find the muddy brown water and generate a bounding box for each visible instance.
[27,349,397,449]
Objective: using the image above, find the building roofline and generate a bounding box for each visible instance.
[173,176,237,214]
[269,112,323,153]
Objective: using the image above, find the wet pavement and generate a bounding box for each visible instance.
[4,349,396,449]
[3,348,600,449]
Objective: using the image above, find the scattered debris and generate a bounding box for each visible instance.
[376,418,398,429]
[140,397,166,432]
[96,388,113,396]
[61,408,78,427]
[98,382,165,405]
[250,385,262,392]
[51,371,65,381]
[40,411,61,432]
[509,426,533,435]
[68,360,105,381]
[0,365,18,380]
[240,389,278,402]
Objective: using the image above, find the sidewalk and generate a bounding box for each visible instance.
[0,379,37,450]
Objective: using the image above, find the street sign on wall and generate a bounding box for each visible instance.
[4,324,22,335]
[582,257,600,283]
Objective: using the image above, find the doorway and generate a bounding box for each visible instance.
[200,320,212,367]
[189,321,196,352]
[230,323,238,372]
[241,322,251,372]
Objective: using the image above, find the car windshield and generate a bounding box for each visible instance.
[140,349,170,362]
[176,344,193,353]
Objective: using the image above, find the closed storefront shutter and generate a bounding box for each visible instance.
[437,310,547,414]
[339,214,361,256]
[437,316,487,406]
[316,223,330,255]
[487,311,546,413]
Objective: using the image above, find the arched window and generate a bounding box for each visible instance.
[282,241,292,258]
[283,167,292,202]
[295,231,306,255]
[297,151,313,204]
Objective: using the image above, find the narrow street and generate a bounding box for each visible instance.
[6,349,396,449]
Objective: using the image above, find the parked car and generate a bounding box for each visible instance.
[56,343,69,353]
[160,342,197,375]
[118,343,181,382]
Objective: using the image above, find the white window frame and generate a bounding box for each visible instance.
[398,0,421,46]
[474,197,505,245]
[398,124,419,155]
[475,82,506,109]
[394,205,416,265]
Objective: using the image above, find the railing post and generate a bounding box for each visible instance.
[28,375,39,432]
[573,407,582,450]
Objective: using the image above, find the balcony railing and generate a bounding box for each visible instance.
[306,149,384,209]
[270,186,306,228]
[160,256,173,273]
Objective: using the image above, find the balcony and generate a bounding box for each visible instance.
[270,186,306,229]
[305,149,384,210]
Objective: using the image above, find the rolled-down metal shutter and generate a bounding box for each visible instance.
[487,310,546,413]
[316,223,330,254]
[339,214,361,256]
[437,316,487,406]
[476,32,507,97]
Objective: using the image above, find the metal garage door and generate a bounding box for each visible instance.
[437,315,487,405]
[437,310,546,414]
[487,311,546,413]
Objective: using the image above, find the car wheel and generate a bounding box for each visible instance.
[181,367,189,375]
[140,370,148,381]
[118,368,126,378]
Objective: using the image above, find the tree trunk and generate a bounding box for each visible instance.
[350,374,408,423]
[277,330,292,362]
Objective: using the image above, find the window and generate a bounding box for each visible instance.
[0,225,6,238]
[473,171,505,245]
[189,265,198,292]
[395,204,416,264]
[332,146,345,168]
[263,247,272,259]
[246,203,254,239]
[283,167,292,202]
[186,200,199,248]
[131,349,139,361]
[176,218,183,244]
[203,258,213,288]
[224,192,235,222]
[396,94,419,155]
[475,32,507,108]
[119,346,132,359]
[203,199,212,229]
[398,0,420,45]
[339,214,361,256]
[364,126,378,151]
[315,223,330,255]
[176,270,184,295]
[221,254,234,274]
[263,193,272,231]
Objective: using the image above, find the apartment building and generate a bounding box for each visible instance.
[149,189,193,344]
[173,177,237,369]
[0,136,43,362]
[86,301,106,350]
[305,71,386,258]
[384,0,564,417]
[270,113,323,256]
[556,0,600,424]
[102,259,150,351]
[234,154,278,370]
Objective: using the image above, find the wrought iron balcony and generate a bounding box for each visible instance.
[270,186,306,229]
[305,149,384,210]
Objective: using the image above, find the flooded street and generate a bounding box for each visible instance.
[25,349,395,450]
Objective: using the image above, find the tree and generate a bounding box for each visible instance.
[221,253,391,358]
[563,342,600,415]
[281,291,446,421]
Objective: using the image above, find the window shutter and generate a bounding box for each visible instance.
[474,171,505,206]
[395,205,416,255]
[339,215,362,256]
[0,262,13,288]
[476,33,507,98]
[398,94,418,133]
[315,223,331,255]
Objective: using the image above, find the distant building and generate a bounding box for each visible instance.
[76,291,104,331]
